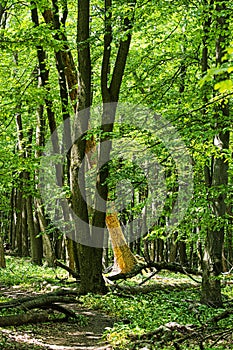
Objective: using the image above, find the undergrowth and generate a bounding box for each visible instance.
[80,286,233,349]
[0,256,67,292]
[0,256,233,349]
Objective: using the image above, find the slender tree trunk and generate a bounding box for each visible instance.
[34,3,79,269]
[0,2,7,29]
[26,191,43,265]
[169,232,178,263]
[15,111,28,257]
[0,235,6,268]
[24,125,43,264]
[15,188,22,256]
[156,238,164,262]
[31,4,68,267]
[66,238,76,273]
[9,187,16,250]
[21,194,29,257]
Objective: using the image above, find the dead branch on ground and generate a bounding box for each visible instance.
[128,308,233,349]
[106,261,201,281]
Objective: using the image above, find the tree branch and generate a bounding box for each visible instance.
[55,259,80,279]
[106,261,201,281]
[101,0,112,102]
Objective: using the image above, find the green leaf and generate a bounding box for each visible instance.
[214,79,233,92]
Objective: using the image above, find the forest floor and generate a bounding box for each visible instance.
[1,257,233,350]
[0,286,114,350]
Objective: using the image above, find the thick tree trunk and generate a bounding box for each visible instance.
[201,132,229,307]
[179,241,188,266]
[201,0,230,307]
[69,0,106,294]
[91,0,136,276]
[0,311,52,327]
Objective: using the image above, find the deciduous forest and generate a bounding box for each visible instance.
[0,0,233,349]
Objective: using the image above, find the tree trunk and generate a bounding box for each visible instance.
[69,0,107,294]
[91,0,136,276]
[21,194,29,257]
[179,241,188,266]
[26,194,43,265]
[0,236,6,268]
[65,237,76,273]
[156,238,164,262]
[169,232,178,263]
[225,208,233,266]
[9,188,17,250]
[201,0,230,307]
[106,212,138,274]
[201,131,229,307]
[15,187,23,256]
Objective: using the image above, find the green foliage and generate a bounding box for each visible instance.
[81,280,233,349]
[0,0,232,320]
[0,256,66,291]
[1,257,233,349]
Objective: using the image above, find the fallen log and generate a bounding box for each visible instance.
[0,311,53,327]
[0,289,82,326]
[0,288,80,309]
[110,281,199,295]
[56,258,201,283]
[106,261,201,281]
[17,295,79,311]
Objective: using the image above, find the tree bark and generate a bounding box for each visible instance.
[69,0,107,294]
[0,235,6,268]
[106,212,138,274]
[201,0,230,307]
[91,0,136,276]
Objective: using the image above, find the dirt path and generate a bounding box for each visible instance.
[0,287,115,350]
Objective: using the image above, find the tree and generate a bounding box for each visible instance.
[201,0,230,307]
[69,0,136,293]
[0,0,232,301]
